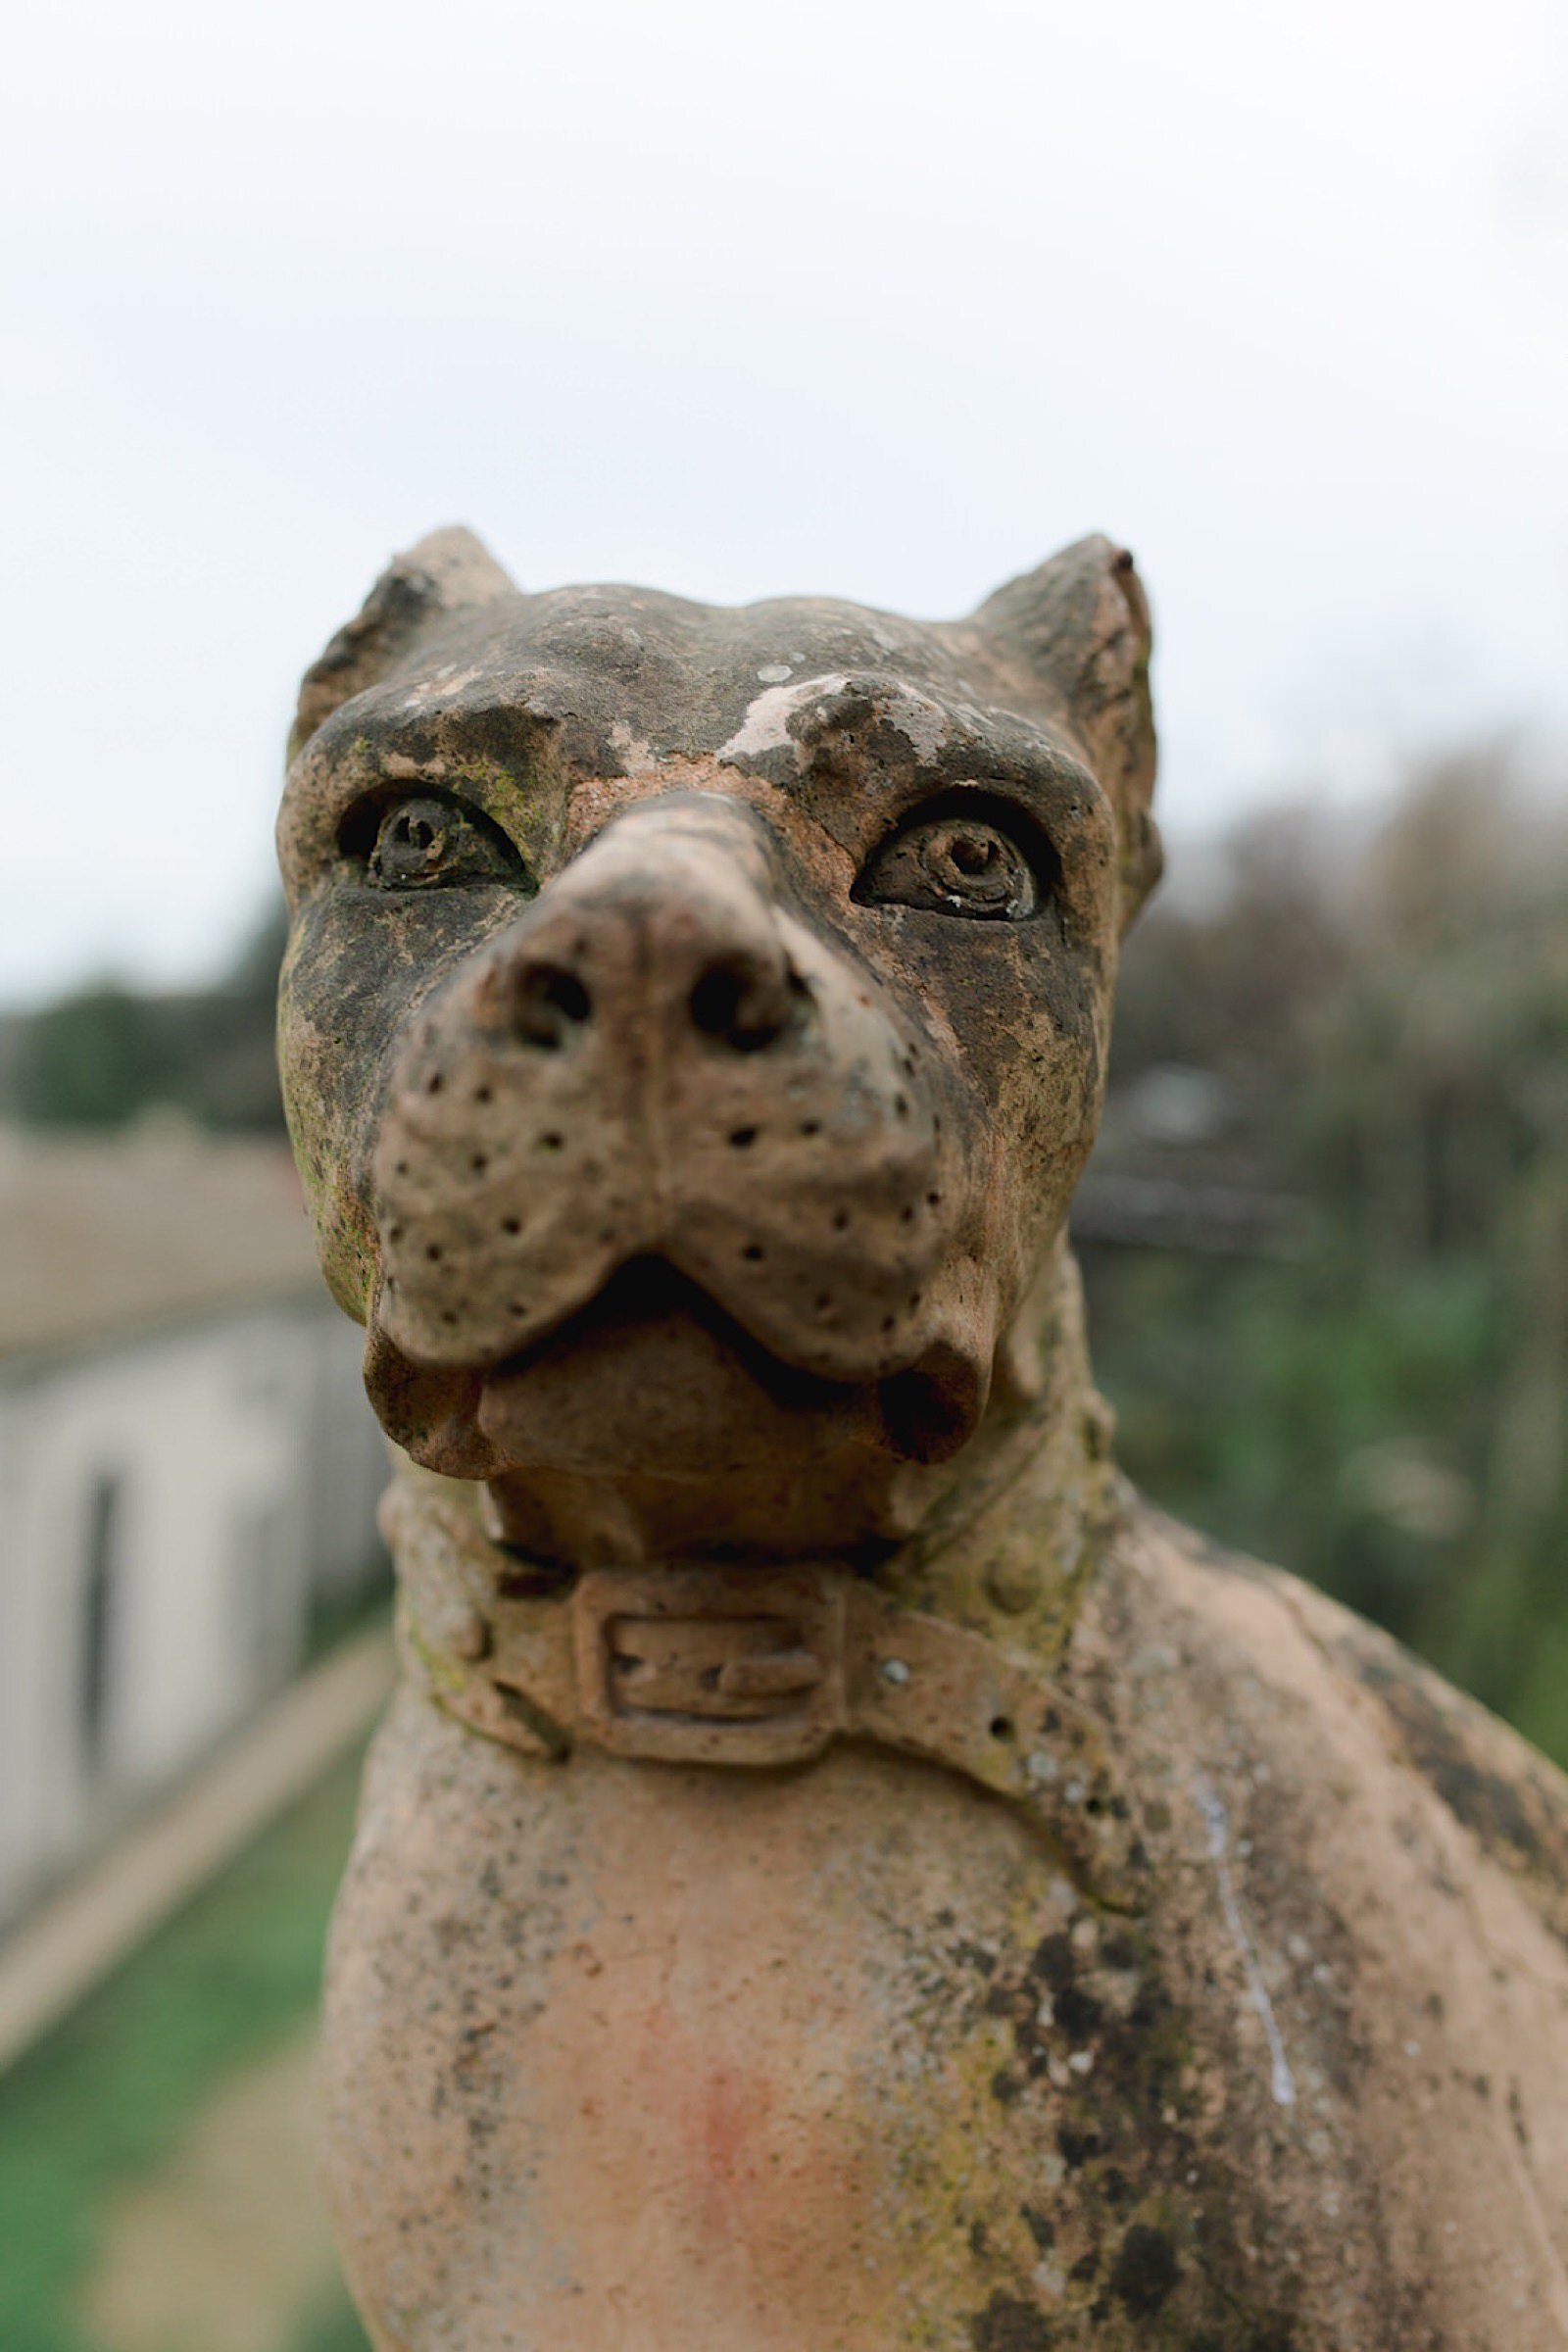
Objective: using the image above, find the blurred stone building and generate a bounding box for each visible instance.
[0,1129,387,1932]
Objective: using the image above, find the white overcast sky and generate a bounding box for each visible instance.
[3,0,1565,1002]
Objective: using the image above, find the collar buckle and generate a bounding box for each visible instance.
[573,1565,847,1767]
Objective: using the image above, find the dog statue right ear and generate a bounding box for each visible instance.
[290,526,517,759]
[971,536,1162,927]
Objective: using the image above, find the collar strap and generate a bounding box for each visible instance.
[385,1484,1148,1913]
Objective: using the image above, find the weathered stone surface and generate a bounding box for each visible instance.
[278,530,1568,2349]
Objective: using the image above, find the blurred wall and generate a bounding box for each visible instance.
[0,1294,385,1934]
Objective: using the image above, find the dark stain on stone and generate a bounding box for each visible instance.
[1029,1931,1075,1989]
[1348,1638,1568,1944]
[1108,2221,1179,2315]
[1054,1982,1102,2039]
[1508,2080,1531,2148]
[970,2292,1054,2351]
[1020,2205,1054,2252]
[954,1938,999,1976]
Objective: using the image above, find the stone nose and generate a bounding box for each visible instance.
[489,799,805,1056]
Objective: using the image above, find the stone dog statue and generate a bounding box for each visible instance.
[277,529,1568,2350]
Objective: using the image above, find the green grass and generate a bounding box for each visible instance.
[0,1746,370,2352]
[287,2294,377,2352]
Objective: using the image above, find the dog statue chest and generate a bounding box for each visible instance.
[324,1677,1176,2351]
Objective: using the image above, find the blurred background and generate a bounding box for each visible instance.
[2,0,1565,2343]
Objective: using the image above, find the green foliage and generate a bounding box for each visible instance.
[0,1748,368,2352]
[6,903,288,1134]
[11,986,177,1129]
[1087,752,1568,1765]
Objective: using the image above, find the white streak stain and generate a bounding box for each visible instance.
[609,719,662,775]
[718,672,849,762]
[882,683,951,762]
[1194,1775,1297,2108]
[719,670,959,770]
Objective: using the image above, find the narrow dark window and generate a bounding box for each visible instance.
[80,1473,122,1775]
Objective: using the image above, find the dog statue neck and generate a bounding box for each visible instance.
[424,1236,1118,1673]
[379,1233,1144,1914]
[871,1241,1121,1661]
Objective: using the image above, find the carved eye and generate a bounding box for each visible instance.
[855,799,1053,921]
[347,792,527,893]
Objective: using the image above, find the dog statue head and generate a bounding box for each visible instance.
[277,530,1158,1570]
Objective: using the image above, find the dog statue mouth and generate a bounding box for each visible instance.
[484,1255,843,1398]
[477,1254,983,1474]
[472,1255,856,1471]
[369,1252,985,1482]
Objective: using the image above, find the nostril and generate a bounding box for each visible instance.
[512,962,592,1051]
[689,956,794,1053]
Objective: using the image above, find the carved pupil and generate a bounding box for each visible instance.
[918,822,1032,915]
[394,812,439,861]
[368,796,494,890]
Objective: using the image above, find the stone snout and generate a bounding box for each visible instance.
[368,794,992,1475]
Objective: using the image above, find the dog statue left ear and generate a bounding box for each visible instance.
[290,525,518,759]
[972,536,1162,925]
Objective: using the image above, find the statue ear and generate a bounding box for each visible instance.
[972,536,1161,926]
[290,526,517,758]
